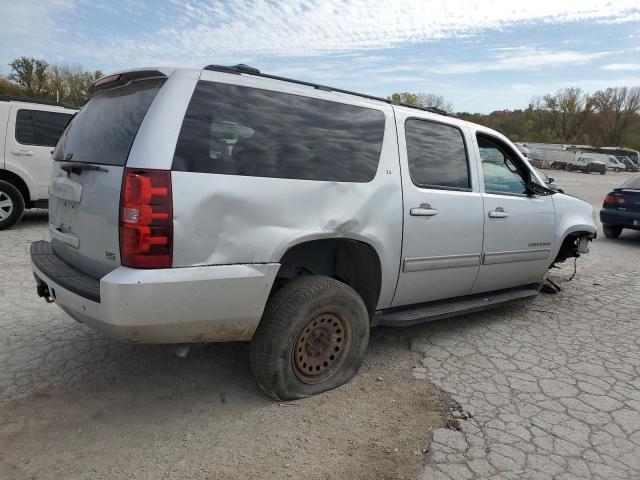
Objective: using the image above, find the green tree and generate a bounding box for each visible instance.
[591,87,640,146]
[8,57,50,98]
[389,92,454,113]
[47,65,102,107]
[0,75,26,96]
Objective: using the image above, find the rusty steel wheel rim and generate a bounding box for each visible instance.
[292,312,351,384]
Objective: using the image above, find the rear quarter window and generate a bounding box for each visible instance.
[172,81,386,182]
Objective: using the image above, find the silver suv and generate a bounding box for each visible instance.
[31,65,596,400]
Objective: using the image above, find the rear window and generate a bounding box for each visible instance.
[621,176,640,190]
[54,78,165,166]
[16,109,73,147]
[172,81,386,182]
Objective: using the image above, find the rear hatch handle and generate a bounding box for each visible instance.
[59,162,109,174]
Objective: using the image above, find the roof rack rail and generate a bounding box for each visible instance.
[203,64,455,118]
[0,95,75,109]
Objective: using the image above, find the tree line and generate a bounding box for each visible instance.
[393,86,640,151]
[0,57,102,108]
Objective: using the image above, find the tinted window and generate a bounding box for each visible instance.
[405,119,469,189]
[54,78,165,165]
[478,135,528,195]
[16,110,72,147]
[172,81,386,182]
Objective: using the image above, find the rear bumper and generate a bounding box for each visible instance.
[600,208,640,229]
[31,241,279,343]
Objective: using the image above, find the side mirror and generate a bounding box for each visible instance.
[548,177,555,183]
[526,181,556,196]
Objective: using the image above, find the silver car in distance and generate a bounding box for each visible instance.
[31,65,596,400]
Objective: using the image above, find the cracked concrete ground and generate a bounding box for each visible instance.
[415,169,640,480]
[0,170,639,479]
[415,271,640,480]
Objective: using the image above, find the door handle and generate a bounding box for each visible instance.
[410,204,439,217]
[488,208,509,218]
[11,149,34,157]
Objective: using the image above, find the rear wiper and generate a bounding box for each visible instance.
[59,162,109,174]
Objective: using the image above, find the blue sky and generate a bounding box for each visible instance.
[1,0,639,113]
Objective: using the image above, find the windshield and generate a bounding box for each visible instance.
[54,78,165,166]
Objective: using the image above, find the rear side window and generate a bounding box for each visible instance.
[16,110,73,147]
[405,119,470,190]
[54,78,165,165]
[172,81,386,182]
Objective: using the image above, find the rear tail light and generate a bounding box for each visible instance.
[119,168,172,268]
[603,194,626,207]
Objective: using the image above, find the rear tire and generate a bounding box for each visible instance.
[0,180,25,230]
[603,225,622,239]
[614,168,620,173]
[600,170,606,175]
[566,164,573,172]
[250,275,370,401]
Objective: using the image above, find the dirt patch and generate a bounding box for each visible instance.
[0,328,451,480]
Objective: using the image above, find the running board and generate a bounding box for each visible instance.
[374,285,540,327]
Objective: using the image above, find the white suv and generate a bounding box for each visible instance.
[31,66,596,400]
[0,96,76,229]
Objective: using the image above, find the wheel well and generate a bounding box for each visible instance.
[0,170,30,207]
[553,231,592,264]
[274,239,382,320]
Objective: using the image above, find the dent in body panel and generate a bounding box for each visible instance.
[171,172,403,309]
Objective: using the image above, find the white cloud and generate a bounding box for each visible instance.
[91,0,640,65]
[602,63,640,71]
[429,49,612,75]
[0,0,76,62]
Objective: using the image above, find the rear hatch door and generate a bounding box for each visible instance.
[49,74,166,279]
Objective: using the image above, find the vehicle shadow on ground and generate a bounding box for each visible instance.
[16,210,48,226]
[615,229,640,244]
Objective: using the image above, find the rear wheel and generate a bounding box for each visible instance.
[566,164,573,172]
[614,168,620,173]
[250,275,370,401]
[0,180,25,230]
[603,225,623,239]
[600,169,606,175]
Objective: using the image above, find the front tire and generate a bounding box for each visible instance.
[250,275,370,401]
[0,180,25,230]
[603,225,623,239]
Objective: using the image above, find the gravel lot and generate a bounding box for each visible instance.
[1,169,639,479]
